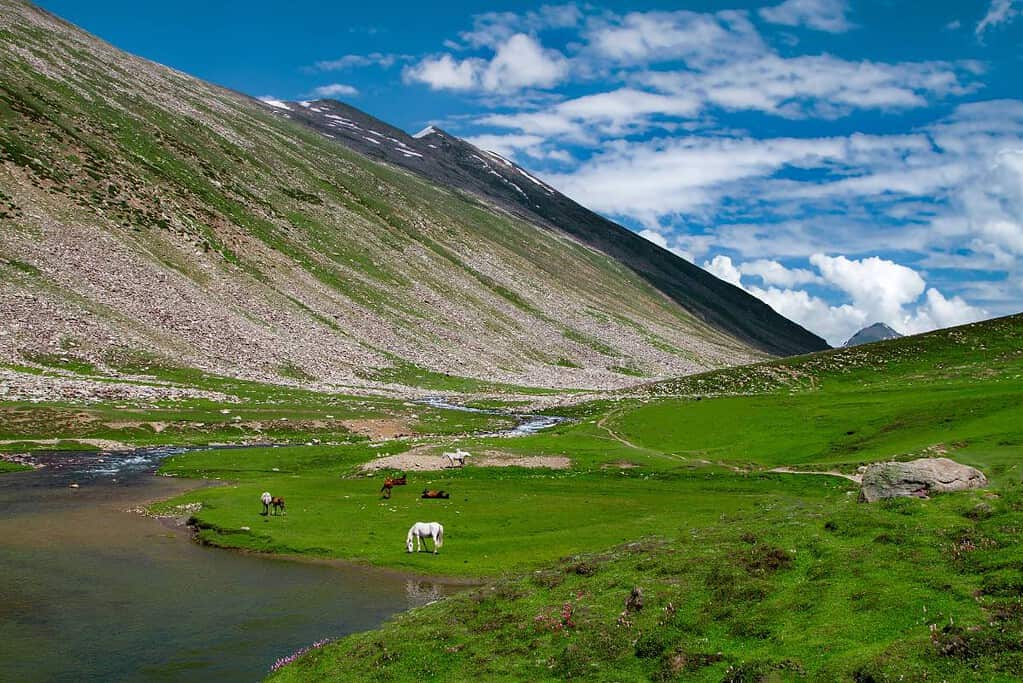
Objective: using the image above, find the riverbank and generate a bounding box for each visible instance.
[0,446,460,682]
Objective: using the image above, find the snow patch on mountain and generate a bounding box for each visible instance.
[259,98,292,111]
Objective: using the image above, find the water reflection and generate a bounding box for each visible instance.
[405,579,446,604]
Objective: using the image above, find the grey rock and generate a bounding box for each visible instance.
[844,322,903,347]
[859,457,987,502]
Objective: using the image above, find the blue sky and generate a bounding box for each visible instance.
[38,0,1023,344]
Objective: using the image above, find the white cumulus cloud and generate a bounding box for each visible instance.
[311,83,359,97]
[704,255,744,286]
[759,0,854,33]
[481,34,569,92]
[700,253,988,345]
[809,254,926,323]
[403,34,568,93]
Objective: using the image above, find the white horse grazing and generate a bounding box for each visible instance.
[261,491,272,515]
[406,522,444,554]
[443,448,471,468]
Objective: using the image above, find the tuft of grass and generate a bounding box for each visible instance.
[278,362,316,382]
[609,365,646,377]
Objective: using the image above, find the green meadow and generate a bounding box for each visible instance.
[3,315,1021,679]
[140,315,1023,680]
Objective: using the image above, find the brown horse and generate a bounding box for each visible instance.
[421,489,450,499]
[270,496,286,515]
[380,474,407,499]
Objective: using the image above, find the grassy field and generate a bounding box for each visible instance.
[3,315,1020,678]
[134,315,1023,680]
[155,444,848,576]
[270,484,1023,682]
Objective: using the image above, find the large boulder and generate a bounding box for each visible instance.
[859,457,987,502]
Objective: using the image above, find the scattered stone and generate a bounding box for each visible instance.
[625,586,644,612]
[859,457,987,502]
[966,502,993,520]
[0,369,236,406]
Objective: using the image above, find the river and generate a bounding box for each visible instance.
[0,448,454,682]
[414,396,569,436]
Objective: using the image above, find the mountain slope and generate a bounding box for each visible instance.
[643,313,1022,398]
[1,0,819,392]
[278,99,828,358]
[844,322,903,347]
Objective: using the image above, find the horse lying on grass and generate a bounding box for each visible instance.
[380,474,407,499]
[421,489,450,499]
[406,522,444,554]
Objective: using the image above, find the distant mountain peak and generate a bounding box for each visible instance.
[844,322,903,347]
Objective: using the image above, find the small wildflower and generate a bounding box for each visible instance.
[269,638,332,673]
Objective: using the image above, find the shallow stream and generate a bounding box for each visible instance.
[0,448,453,682]
[0,401,567,680]
[415,395,569,436]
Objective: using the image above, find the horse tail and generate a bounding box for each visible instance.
[435,524,444,549]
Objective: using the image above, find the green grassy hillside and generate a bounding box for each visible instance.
[145,315,1023,680]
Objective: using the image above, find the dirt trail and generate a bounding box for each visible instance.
[595,411,648,452]
[594,409,688,464]
[595,409,859,481]
[361,446,570,472]
[768,466,862,483]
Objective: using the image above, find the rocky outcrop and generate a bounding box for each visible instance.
[859,457,987,502]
